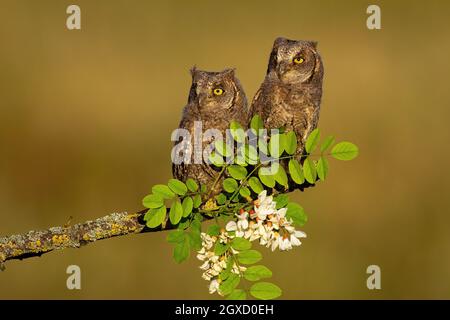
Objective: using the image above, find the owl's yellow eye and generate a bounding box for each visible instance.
[293,56,305,64]
[213,88,224,96]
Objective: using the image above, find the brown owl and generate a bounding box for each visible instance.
[172,67,248,197]
[249,37,324,157]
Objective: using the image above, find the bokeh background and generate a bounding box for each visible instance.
[1,0,450,299]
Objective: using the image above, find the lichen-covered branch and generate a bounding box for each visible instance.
[0,209,175,270]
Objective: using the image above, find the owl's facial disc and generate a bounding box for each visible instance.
[276,42,316,84]
[196,79,233,111]
[189,68,238,112]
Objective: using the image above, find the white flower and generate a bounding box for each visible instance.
[290,230,307,247]
[278,236,291,250]
[254,190,276,220]
[290,234,301,246]
[295,230,307,238]
[202,273,211,281]
[236,212,249,236]
[225,221,237,232]
[199,261,210,270]
[209,279,220,294]
[270,236,279,251]
[232,264,247,274]
[226,211,250,237]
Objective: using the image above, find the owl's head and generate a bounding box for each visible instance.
[188,67,246,111]
[267,37,322,85]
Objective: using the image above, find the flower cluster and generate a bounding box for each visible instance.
[196,231,246,295]
[225,190,306,251]
[196,190,306,294]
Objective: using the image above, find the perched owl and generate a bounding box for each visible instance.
[249,37,324,157]
[172,67,248,197]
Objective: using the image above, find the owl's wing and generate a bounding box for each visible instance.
[172,109,196,181]
[289,101,320,154]
[248,86,264,118]
[250,83,285,130]
[172,110,221,190]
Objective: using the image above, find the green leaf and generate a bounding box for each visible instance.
[330,142,359,161]
[223,178,238,193]
[168,179,188,196]
[258,167,275,188]
[273,164,288,187]
[181,197,193,217]
[243,144,258,164]
[219,273,240,296]
[286,202,308,227]
[191,216,202,232]
[173,236,190,263]
[187,218,202,250]
[152,185,175,199]
[227,289,247,300]
[274,194,289,209]
[166,229,185,244]
[237,250,262,264]
[214,242,229,256]
[269,133,285,158]
[235,146,247,166]
[193,194,202,208]
[220,257,234,281]
[215,193,227,205]
[230,121,245,143]
[250,282,282,300]
[248,177,264,194]
[188,231,202,250]
[305,128,321,154]
[176,217,190,230]
[208,151,224,167]
[230,120,243,130]
[142,194,164,209]
[227,165,248,180]
[284,131,297,155]
[185,178,199,192]
[145,206,167,228]
[239,186,251,198]
[207,224,220,236]
[169,200,183,225]
[201,184,208,193]
[316,156,329,181]
[303,158,317,184]
[231,237,252,251]
[244,265,273,281]
[258,137,269,156]
[288,159,304,184]
[250,114,264,135]
[320,135,335,153]
[214,140,232,157]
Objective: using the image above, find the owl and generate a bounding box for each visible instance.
[249,37,324,157]
[172,67,248,197]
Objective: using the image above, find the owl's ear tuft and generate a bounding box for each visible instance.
[267,37,287,74]
[273,37,288,48]
[190,65,198,78]
[308,41,318,50]
[222,68,236,78]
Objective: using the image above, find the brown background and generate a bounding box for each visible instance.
[1,0,449,299]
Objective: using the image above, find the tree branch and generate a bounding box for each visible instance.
[0,209,176,270]
[0,163,314,271]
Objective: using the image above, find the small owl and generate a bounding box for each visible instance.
[249,37,324,156]
[172,67,248,197]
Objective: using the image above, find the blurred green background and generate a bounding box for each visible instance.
[1,0,450,299]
